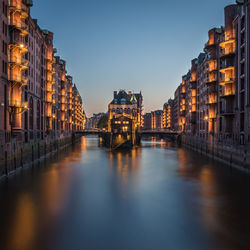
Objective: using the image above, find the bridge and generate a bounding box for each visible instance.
[139,130,180,139]
[75,129,180,138]
[75,130,104,135]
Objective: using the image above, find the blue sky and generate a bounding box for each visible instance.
[32,0,235,117]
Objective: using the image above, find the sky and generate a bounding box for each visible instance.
[31,0,236,117]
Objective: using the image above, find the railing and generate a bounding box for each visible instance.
[9,20,28,31]
[220,48,236,57]
[220,77,235,85]
[220,63,234,71]
[220,88,235,97]
[220,36,235,44]
[9,74,21,82]
[8,55,28,66]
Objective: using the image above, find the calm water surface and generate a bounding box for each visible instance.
[0,136,250,250]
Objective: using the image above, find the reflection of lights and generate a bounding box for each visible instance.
[9,194,35,250]
[81,136,86,150]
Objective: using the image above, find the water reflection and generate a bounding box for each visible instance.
[108,148,141,184]
[7,194,36,250]
[0,136,250,250]
[176,146,250,250]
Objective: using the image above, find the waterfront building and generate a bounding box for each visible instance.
[0,0,9,152]
[0,0,86,176]
[179,76,187,132]
[170,1,248,144]
[151,110,163,130]
[142,110,164,130]
[108,90,143,132]
[163,99,174,130]
[106,90,142,148]
[86,113,107,130]
[204,28,222,141]
[173,86,180,131]
[167,1,250,167]
[143,113,151,130]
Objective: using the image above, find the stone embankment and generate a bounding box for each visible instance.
[180,134,250,172]
[0,133,82,180]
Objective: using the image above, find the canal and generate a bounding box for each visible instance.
[0,136,250,250]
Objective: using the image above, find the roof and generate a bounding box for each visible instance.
[110,90,133,105]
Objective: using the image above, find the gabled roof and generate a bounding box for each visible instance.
[110,90,132,105]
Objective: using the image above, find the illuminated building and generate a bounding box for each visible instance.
[151,110,163,130]
[205,28,222,139]
[0,0,86,175]
[163,99,174,130]
[185,59,198,135]
[0,0,9,151]
[171,1,250,149]
[8,0,31,139]
[219,5,237,143]
[107,90,143,148]
[108,90,143,132]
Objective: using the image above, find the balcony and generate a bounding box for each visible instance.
[9,100,28,115]
[207,65,217,73]
[206,77,217,85]
[47,57,56,64]
[9,20,29,36]
[206,99,217,105]
[22,76,28,85]
[8,0,29,19]
[8,56,28,69]
[61,90,66,96]
[220,88,235,98]
[220,77,235,86]
[46,66,56,74]
[9,41,28,53]
[9,74,28,87]
[219,65,235,74]
[220,48,236,58]
[47,78,56,84]
[46,96,53,103]
[219,37,235,48]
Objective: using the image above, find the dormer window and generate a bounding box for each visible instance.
[121,98,126,105]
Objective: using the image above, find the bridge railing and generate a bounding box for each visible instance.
[140,129,178,134]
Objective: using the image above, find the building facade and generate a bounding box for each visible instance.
[0,0,86,176]
[163,99,174,130]
[108,90,143,132]
[169,1,250,146]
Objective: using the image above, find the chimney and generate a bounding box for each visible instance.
[114,91,117,98]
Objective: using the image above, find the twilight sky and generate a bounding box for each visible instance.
[32,0,235,117]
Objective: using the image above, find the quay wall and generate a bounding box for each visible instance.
[180,134,250,172]
[0,133,82,180]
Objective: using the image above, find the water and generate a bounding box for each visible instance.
[0,136,250,250]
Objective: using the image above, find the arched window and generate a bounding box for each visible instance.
[29,97,34,130]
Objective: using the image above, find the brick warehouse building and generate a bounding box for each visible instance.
[166,0,250,167]
[0,0,86,176]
